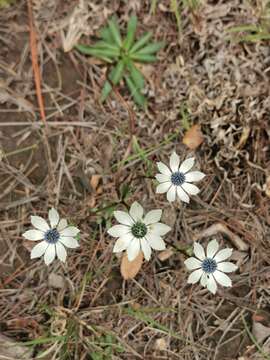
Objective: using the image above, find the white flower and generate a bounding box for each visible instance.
[155,152,205,203]
[107,202,171,262]
[22,208,80,265]
[184,239,238,294]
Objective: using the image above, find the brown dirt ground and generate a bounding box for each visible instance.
[0,0,270,359]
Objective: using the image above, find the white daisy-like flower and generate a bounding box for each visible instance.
[107,201,171,261]
[155,152,206,203]
[184,239,238,294]
[22,208,80,265]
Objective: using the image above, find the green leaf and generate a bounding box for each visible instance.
[134,41,164,55]
[92,41,120,51]
[124,75,146,108]
[127,61,144,89]
[130,31,152,54]
[123,15,137,51]
[99,26,114,43]
[108,17,122,47]
[226,25,260,33]
[101,80,113,102]
[101,63,123,102]
[75,44,119,61]
[129,53,157,62]
[111,60,125,85]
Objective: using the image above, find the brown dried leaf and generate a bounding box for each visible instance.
[120,251,143,280]
[183,124,204,150]
[90,174,101,192]
[158,248,174,261]
[265,176,270,198]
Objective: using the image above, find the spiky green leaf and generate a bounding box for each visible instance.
[101,80,113,102]
[127,61,144,89]
[75,44,119,61]
[129,53,157,62]
[130,32,152,54]
[123,15,137,51]
[108,17,122,47]
[111,60,125,85]
[135,42,164,55]
[99,27,115,44]
[124,75,146,108]
[92,41,120,51]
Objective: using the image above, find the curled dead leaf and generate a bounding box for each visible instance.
[90,174,101,192]
[183,124,204,150]
[120,251,143,280]
[158,247,174,261]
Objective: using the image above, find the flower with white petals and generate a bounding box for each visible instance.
[184,239,237,294]
[22,208,80,265]
[107,202,171,261]
[155,152,205,203]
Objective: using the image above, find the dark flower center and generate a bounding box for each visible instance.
[201,258,217,274]
[171,172,186,186]
[131,222,147,238]
[44,228,60,244]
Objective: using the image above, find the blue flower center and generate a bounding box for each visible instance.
[44,228,60,244]
[201,258,217,274]
[131,222,147,238]
[171,172,186,186]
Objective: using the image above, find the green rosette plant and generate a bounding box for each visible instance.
[76,15,164,109]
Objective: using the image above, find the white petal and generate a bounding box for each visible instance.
[31,216,50,231]
[187,269,203,284]
[146,234,166,250]
[144,209,162,225]
[176,186,190,203]
[185,171,205,182]
[22,229,44,241]
[207,274,217,294]
[44,245,56,265]
[217,262,238,273]
[213,270,232,287]
[113,233,133,252]
[149,223,171,236]
[56,242,67,262]
[156,182,171,194]
[59,236,79,248]
[167,186,176,202]
[184,257,202,270]
[127,238,141,261]
[31,241,48,259]
[214,248,233,263]
[155,174,170,183]
[206,239,219,258]
[181,183,200,195]
[129,202,144,221]
[107,224,130,237]
[157,161,172,176]
[169,152,180,172]
[200,272,208,287]
[57,219,68,231]
[140,238,152,261]
[193,242,205,261]
[114,211,134,226]
[179,157,195,174]
[48,208,59,228]
[60,226,80,237]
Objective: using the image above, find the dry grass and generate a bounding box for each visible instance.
[0,0,270,359]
